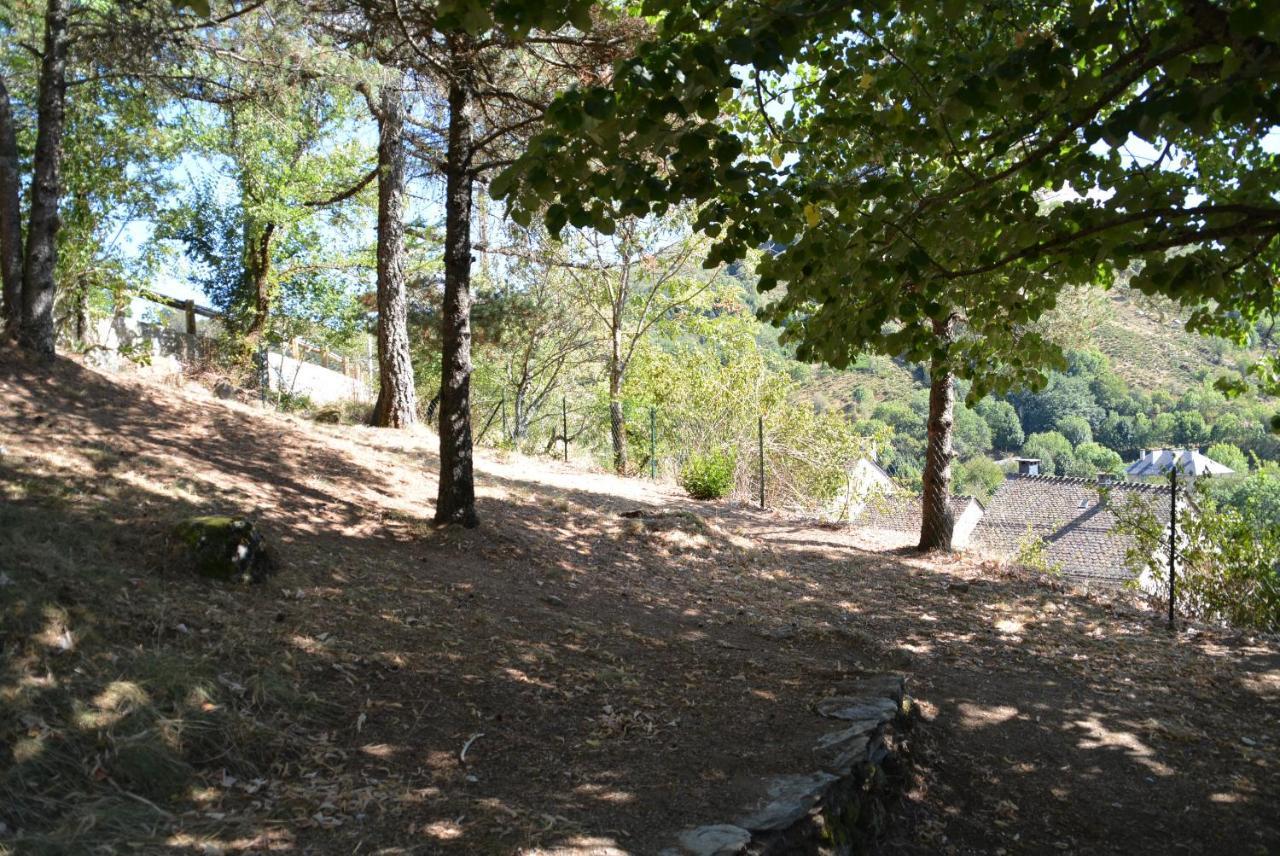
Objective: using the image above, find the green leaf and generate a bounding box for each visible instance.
[726,36,754,63]
[545,203,568,236]
[583,90,615,120]
[489,168,517,200]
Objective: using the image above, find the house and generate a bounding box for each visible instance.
[826,456,897,521]
[852,492,986,549]
[1125,448,1235,478]
[971,462,1172,586]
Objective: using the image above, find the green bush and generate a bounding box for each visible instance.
[274,388,313,414]
[1015,527,1063,577]
[1175,505,1280,631]
[953,457,1004,502]
[1116,487,1280,632]
[679,449,737,500]
[1205,442,1248,474]
[1075,441,1124,475]
[1055,414,1093,447]
[312,400,374,425]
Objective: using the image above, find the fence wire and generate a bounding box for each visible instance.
[461,391,890,518]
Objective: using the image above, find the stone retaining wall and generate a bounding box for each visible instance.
[667,675,909,856]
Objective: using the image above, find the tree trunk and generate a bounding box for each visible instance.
[434,74,478,527]
[243,221,275,338]
[73,279,86,342]
[0,73,23,339]
[511,383,529,440]
[608,322,627,474]
[918,316,957,551]
[19,0,69,358]
[370,77,418,429]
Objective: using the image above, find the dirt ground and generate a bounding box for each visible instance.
[2,353,1278,855]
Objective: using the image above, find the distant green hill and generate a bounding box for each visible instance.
[801,285,1265,414]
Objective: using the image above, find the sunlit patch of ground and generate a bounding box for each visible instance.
[1,354,1277,855]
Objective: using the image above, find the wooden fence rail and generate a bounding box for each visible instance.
[134,289,369,384]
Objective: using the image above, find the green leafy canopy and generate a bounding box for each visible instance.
[495,0,1280,403]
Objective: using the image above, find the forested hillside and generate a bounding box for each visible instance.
[789,282,1279,506]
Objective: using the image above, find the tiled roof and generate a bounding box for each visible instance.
[855,494,980,534]
[971,474,1171,585]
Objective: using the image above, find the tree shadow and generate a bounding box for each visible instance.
[2,354,1277,855]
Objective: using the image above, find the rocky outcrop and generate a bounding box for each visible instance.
[170,516,273,583]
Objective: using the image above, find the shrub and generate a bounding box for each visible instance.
[1175,506,1280,631]
[1055,414,1093,447]
[978,399,1024,451]
[1023,430,1074,476]
[1115,487,1280,632]
[1075,441,1123,475]
[953,457,1004,502]
[274,388,313,414]
[680,449,737,500]
[1205,442,1248,474]
[1015,526,1062,577]
[312,400,374,425]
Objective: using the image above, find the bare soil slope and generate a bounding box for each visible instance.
[1,354,1277,855]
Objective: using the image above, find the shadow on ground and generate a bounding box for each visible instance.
[1,354,1277,855]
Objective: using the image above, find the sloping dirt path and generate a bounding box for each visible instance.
[1,354,1277,855]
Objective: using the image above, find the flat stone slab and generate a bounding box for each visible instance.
[735,772,839,831]
[676,824,752,855]
[813,722,876,774]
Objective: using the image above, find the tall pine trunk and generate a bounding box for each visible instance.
[434,75,478,527]
[918,315,957,551]
[370,77,418,428]
[608,321,627,474]
[19,0,69,358]
[0,74,22,338]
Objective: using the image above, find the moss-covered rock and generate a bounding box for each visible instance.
[171,516,272,583]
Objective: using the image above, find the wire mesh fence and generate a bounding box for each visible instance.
[460,389,878,516]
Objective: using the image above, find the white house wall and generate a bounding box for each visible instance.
[952,500,984,549]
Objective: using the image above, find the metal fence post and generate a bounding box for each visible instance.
[650,406,657,480]
[758,415,765,509]
[562,396,569,462]
[256,343,268,406]
[1168,468,1177,630]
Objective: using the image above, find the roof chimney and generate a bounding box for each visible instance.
[1097,472,1116,487]
[1017,457,1041,476]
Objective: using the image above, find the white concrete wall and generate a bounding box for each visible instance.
[268,352,371,405]
[82,304,371,406]
[85,315,189,379]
